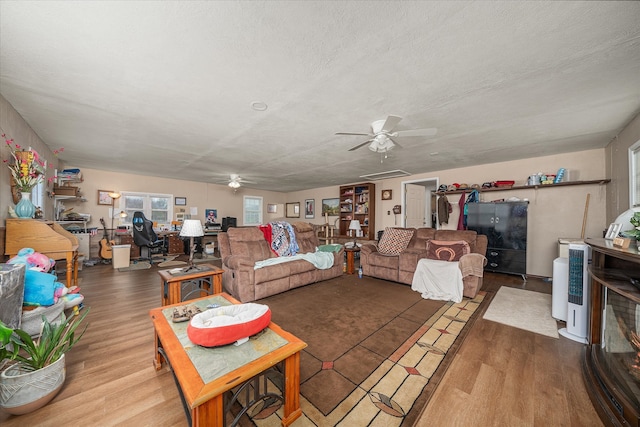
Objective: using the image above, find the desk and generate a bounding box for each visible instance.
[158,264,223,306]
[5,219,79,287]
[150,293,306,427]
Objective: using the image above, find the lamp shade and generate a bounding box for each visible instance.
[349,220,361,231]
[180,219,204,237]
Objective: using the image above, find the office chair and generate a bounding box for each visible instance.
[132,211,166,262]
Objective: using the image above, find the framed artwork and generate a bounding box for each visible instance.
[382,189,393,200]
[267,204,277,213]
[175,197,187,206]
[605,223,623,240]
[286,202,300,218]
[305,199,315,219]
[322,198,340,215]
[205,209,218,224]
[98,190,115,205]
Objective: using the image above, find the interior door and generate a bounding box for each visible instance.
[405,183,426,228]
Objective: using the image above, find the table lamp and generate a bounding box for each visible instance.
[180,219,204,271]
[349,219,361,248]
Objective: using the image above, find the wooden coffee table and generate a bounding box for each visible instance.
[149,293,307,427]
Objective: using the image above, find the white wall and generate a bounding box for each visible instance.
[362,149,607,278]
[1,95,60,220]
[605,111,640,222]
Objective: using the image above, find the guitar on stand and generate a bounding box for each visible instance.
[99,218,114,260]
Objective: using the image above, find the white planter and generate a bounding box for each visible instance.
[0,354,66,415]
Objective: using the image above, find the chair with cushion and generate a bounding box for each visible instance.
[132,211,166,261]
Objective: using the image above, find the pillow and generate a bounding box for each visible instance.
[426,240,470,262]
[378,228,414,256]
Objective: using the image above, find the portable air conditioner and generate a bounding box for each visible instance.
[558,243,591,343]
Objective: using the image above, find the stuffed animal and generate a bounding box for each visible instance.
[8,248,55,273]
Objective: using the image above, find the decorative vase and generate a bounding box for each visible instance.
[0,354,66,415]
[15,191,36,218]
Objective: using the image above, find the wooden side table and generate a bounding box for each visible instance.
[158,264,223,306]
[345,247,360,274]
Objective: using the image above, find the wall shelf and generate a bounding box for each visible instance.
[433,179,610,195]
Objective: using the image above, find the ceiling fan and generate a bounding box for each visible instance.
[215,174,256,189]
[336,115,437,152]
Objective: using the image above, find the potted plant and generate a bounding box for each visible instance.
[621,212,640,245]
[0,309,89,415]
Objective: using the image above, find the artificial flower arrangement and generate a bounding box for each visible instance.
[2,133,63,192]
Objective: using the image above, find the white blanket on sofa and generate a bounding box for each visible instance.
[411,258,463,303]
[254,251,334,270]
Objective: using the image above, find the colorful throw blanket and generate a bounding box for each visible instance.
[270,221,299,257]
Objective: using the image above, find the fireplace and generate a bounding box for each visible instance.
[584,238,640,427]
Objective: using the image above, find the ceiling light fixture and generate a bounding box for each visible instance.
[368,135,394,153]
[228,181,241,189]
[251,101,268,111]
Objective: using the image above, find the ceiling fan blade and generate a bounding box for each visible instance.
[381,115,402,132]
[336,132,372,136]
[394,127,438,137]
[388,137,403,149]
[348,139,374,151]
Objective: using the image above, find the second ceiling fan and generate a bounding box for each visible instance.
[336,115,437,152]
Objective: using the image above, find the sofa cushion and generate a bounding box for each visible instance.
[227,227,274,263]
[378,227,415,256]
[292,222,318,254]
[426,240,470,262]
[434,230,478,253]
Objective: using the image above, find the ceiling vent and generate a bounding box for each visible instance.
[359,170,411,180]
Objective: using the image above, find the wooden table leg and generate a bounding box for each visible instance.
[213,273,222,294]
[281,351,303,427]
[192,394,224,427]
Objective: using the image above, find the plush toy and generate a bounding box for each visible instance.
[8,248,55,273]
[23,270,57,306]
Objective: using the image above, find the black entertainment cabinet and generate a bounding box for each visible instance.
[466,201,528,279]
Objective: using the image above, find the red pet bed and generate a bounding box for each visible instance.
[187,303,271,347]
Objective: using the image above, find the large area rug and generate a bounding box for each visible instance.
[242,275,487,426]
[483,286,559,338]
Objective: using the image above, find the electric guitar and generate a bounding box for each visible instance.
[99,217,114,259]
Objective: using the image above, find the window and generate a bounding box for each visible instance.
[630,140,640,208]
[243,196,263,226]
[120,192,173,225]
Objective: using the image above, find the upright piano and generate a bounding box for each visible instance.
[5,219,79,287]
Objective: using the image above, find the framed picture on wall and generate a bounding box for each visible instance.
[322,198,340,215]
[267,204,277,213]
[175,197,187,206]
[286,202,300,218]
[305,199,315,219]
[98,190,115,205]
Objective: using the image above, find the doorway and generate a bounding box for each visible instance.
[400,178,439,228]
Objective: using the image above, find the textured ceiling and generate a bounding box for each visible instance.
[1,1,639,192]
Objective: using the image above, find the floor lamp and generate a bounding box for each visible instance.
[108,192,121,241]
[180,219,204,272]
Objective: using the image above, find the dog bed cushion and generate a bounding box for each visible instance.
[187,303,271,347]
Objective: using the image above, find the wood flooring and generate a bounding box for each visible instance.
[0,262,604,426]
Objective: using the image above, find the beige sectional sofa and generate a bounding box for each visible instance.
[218,222,344,302]
[360,228,488,298]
